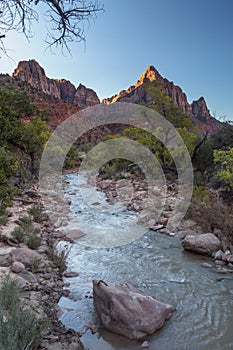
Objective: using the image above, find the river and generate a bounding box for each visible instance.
[58,172,233,350]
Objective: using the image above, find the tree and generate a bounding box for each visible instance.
[146,81,194,130]
[214,148,233,190]
[0,147,18,213]
[0,0,104,54]
[0,86,51,177]
[20,117,51,175]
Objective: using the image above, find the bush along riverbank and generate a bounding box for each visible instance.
[0,187,85,350]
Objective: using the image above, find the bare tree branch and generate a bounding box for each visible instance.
[0,0,104,54]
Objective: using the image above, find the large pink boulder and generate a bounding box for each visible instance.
[93,280,175,340]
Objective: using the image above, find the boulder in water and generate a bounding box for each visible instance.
[182,233,221,256]
[93,280,175,340]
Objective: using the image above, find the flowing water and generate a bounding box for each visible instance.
[58,173,233,350]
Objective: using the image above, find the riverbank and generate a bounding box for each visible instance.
[1,170,232,349]
[0,188,85,350]
[95,174,233,270]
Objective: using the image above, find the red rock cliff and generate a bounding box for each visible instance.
[13,59,100,108]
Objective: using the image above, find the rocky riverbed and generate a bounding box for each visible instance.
[95,174,233,270]
[0,188,84,350]
[1,172,232,350]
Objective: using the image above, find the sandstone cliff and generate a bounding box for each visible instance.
[13,59,100,108]
[103,65,220,133]
[7,60,221,133]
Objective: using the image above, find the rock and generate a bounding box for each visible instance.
[201,262,212,268]
[63,271,79,278]
[12,261,25,273]
[216,277,224,281]
[224,250,231,255]
[150,224,164,231]
[11,248,42,268]
[141,341,149,348]
[0,256,11,267]
[43,273,52,280]
[102,65,220,133]
[215,260,226,266]
[65,229,85,240]
[222,254,230,262]
[13,59,100,108]
[226,255,233,263]
[74,83,100,108]
[182,233,221,256]
[25,190,40,198]
[48,336,59,344]
[191,97,212,123]
[216,267,229,274]
[159,217,168,225]
[176,228,200,239]
[18,270,38,284]
[93,280,175,340]
[214,250,224,260]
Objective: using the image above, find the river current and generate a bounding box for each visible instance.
[58,172,233,350]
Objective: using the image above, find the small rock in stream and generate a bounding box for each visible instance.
[201,262,212,268]
[141,340,149,348]
[64,271,79,278]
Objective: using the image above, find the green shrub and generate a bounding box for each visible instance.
[28,203,49,223]
[11,226,24,243]
[0,276,42,349]
[26,234,41,250]
[11,221,41,249]
[192,186,211,203]
[214,148,233,190]
[0,215,8,225]
[19,215,32,225]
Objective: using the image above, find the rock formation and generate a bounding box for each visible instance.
[13,59,100,108]
[103,65,221,133]
[93,280,175,340]
[6,60,221,132]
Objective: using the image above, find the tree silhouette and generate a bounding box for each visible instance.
[0,0,103,54]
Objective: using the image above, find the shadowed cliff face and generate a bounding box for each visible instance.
[102,65,221,133]
[13,59,100,108]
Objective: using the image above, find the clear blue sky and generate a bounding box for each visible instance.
[1,0,233,121]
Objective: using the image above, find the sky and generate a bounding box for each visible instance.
[1,0,233,121]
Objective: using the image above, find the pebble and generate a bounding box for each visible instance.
[169,232,176,236]
[43,273,52,280]
[215,260,226,265]
[12,261,26,273]
[150,224,164,231]
[216,268,229,274]
[48,336,59,344]
[141,340,149,348]
[201,262,212,268]
[216,277,224,281]
[62,289,70,297]
[64,271,79,278]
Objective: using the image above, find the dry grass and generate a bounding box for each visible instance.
[47,238,70,276]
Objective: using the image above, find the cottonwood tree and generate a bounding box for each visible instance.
[0,0,103,54]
